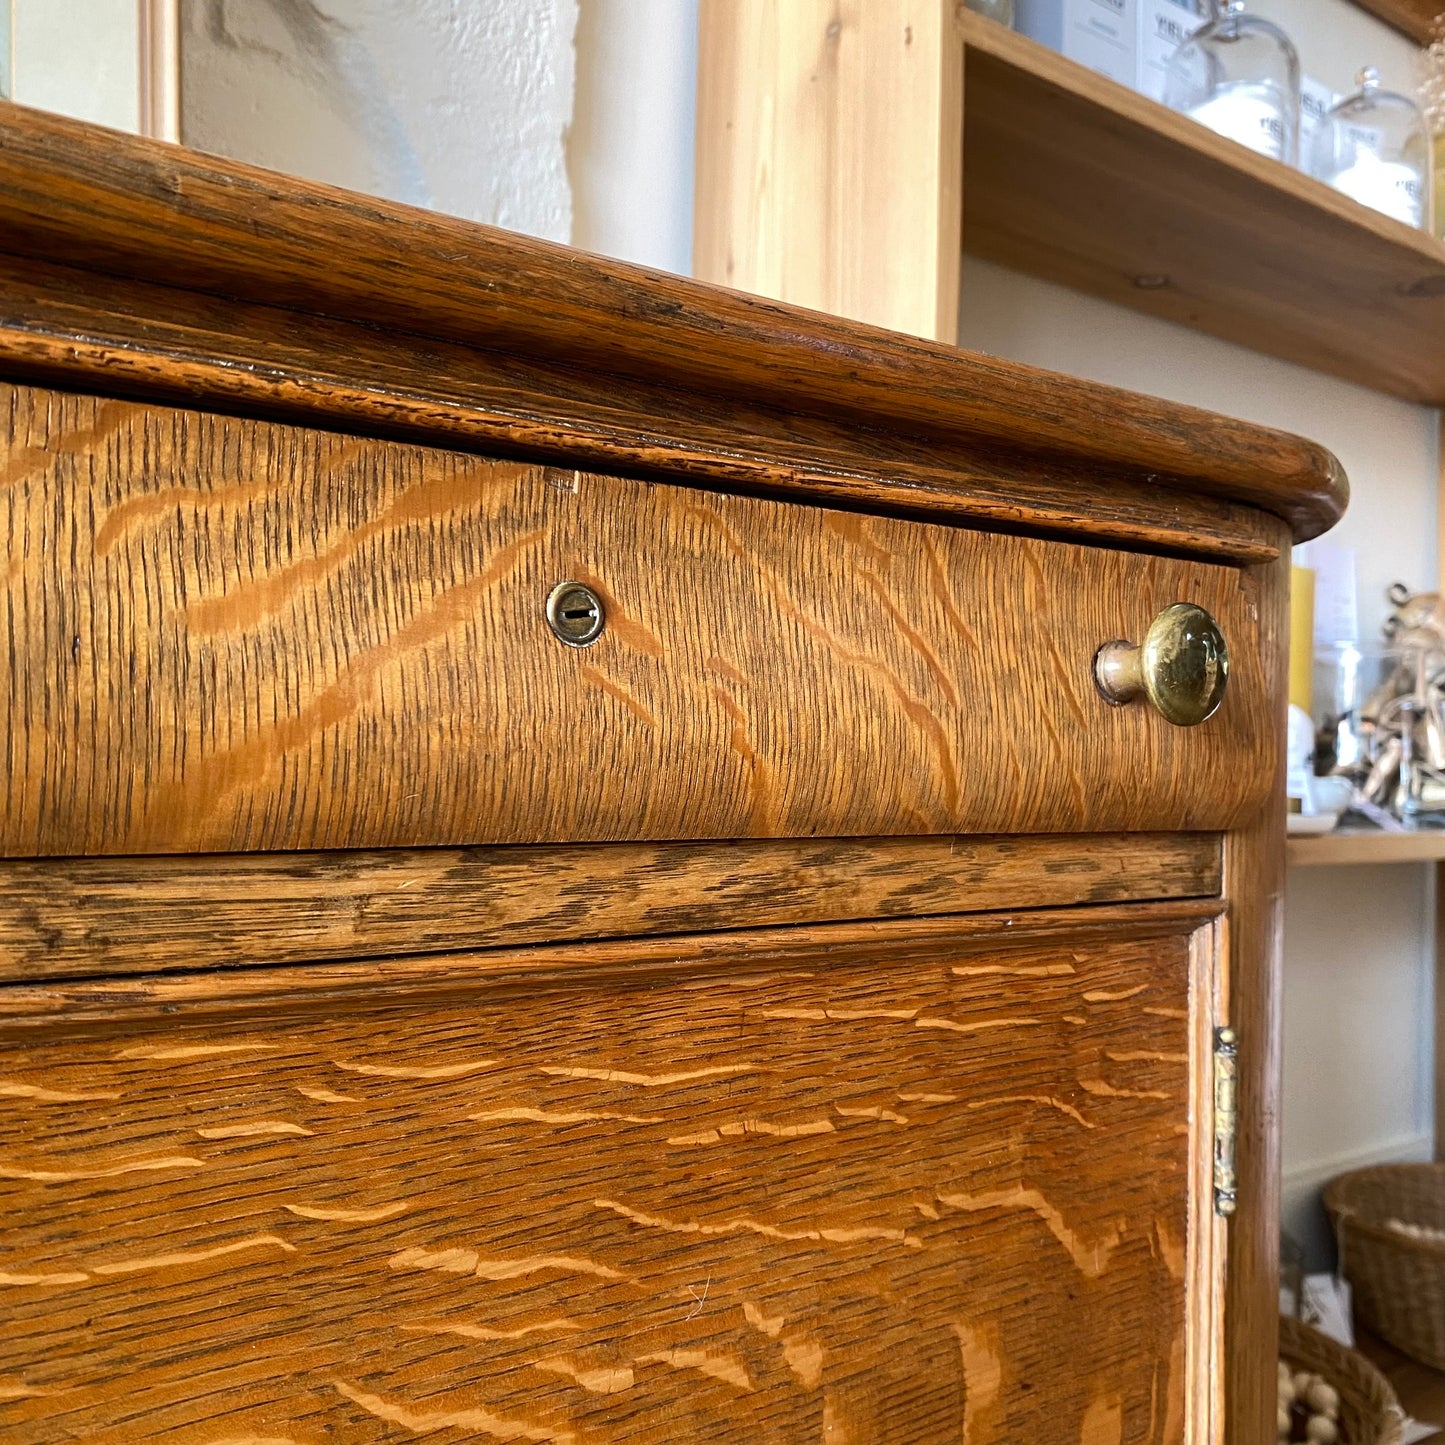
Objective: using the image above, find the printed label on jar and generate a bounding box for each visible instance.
[1188,90,1288,161]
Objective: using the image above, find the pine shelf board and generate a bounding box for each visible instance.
[1350,0,1438,46]
[1286,826,1445,866]
[961,14,1445,404]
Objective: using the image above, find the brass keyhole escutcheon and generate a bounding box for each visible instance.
[545,581,606,648]
[1094,602,1229,727]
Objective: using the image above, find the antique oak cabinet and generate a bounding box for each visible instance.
[0,108,1345,1443]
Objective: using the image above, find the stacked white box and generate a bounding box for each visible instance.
[1137,0,1205,104]
[1015,0,1138,88]
[1299,75,1340,168]
[1018,2,1335,178]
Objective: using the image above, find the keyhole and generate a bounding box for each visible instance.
[545,581,606,647]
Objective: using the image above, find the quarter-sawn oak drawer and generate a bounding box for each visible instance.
[0,383,1270,854]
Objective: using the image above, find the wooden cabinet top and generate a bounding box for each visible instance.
[0,104,1345,549]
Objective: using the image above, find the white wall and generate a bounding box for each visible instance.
[1281,866,1434,1262]
[956,0,1439,1266]
[181,0,700,269]
[10,0,139,130]
[1254,0,1420,96]
[957,262,1438,642]
[568,0,697,274]
[181,0,578,240]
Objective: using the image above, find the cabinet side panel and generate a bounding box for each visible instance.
[1224,532,1289,1445]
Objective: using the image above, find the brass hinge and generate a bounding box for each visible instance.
[1213,1026,1238,1218]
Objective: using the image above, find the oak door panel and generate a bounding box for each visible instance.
[0,383,1270,855]
[0,908,1223,1442]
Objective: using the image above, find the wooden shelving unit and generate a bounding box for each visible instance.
[1287,827,1445,867]
[697,7,1445,399]
[961,17,1445,403]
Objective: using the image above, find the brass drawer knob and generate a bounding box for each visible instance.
[1094,603,1229,727]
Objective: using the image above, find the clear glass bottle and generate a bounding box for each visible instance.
[1311,67,1430,229]
[964,0,1014,26]
[1163,0,1301,165]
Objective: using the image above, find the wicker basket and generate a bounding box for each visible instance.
[1280,1315,1406,1445]
[1325,1163,1445,1369]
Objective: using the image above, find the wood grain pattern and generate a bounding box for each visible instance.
[1348,0,1437,44]
[0,899,1230,1025]
[961,17,1445,406]
[0,906,1223,1443]
[1356,1326,1445,1424]
[0,383,1272,856]
[1287,827,1445,866]
[0,832,1221,983]
[0,104,1331,1439]
[694,0,965,342]
[1186,916,1230,1445]
[0,102,1346,543]
[1222,528,1290,1445]
[0,251,1287,568]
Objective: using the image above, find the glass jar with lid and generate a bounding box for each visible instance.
[1311,67,1430,229]
[1163,0,1300,164]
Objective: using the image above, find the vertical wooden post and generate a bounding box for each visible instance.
[693,0,965,343]
[138,0,180,143]
[1224,529,1292,1445]
[1436,419,1445,1161]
